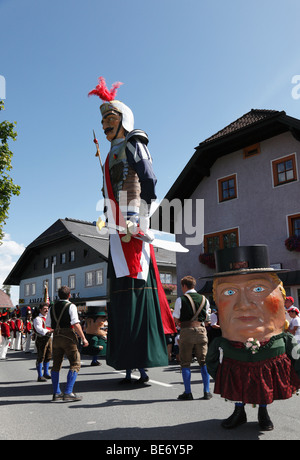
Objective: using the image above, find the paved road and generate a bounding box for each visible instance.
[1,345,300,444]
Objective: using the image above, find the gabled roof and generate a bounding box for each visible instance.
[200,109,280,145]
[4,218,109,285]
[0,289,14,309]
[165,109,300,204]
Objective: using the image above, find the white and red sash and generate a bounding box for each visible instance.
[104,152,177,334]
[104,154,150,280]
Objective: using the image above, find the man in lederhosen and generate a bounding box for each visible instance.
[46,286,88,402]
[33,303,53,381]
[173,275,212,401]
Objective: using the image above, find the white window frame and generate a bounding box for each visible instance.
[68,274,76,290]
[85,271,94,287]
[95,269,103,286]
[55,277,62,291]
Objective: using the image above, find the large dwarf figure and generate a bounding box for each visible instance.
[83,307,107,366]
[89,77,176,383]
[206,245,300,431]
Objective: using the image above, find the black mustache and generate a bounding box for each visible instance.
[104,127,113,135]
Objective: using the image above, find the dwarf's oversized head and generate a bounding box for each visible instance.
[209,246,288,342]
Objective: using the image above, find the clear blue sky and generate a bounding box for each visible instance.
[1,0,300,304]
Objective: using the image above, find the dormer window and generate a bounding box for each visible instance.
[243,143,261,158]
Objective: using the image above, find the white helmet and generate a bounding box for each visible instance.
[100,100,134,133]
[89,77,134,133]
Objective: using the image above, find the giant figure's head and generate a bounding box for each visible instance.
[210,246,288,342]
[88,77,134,141]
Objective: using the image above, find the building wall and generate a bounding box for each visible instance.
[21,237,103,280]
[19,261,107,305]
[176,131,300,291]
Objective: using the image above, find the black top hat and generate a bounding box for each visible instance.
[201,245,289,279]
[85,306,107,318]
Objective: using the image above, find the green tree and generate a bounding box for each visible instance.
[1,284,11,296]
[0,100,20,243]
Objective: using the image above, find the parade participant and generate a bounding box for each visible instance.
[8,313,16,350]
[173,276,212,400]
[23,307,33,353]
[14,313,23,351]
[33,303,53,382]
[0,311,11,360]
[83,307,107,366]
[46,286,89,402]
[88,77,176,383]
[287,306,300,344]
[285,296,294,325]
[206,245,300,431]
[285,296,295,310]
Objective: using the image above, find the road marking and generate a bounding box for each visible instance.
[114,371,173,388]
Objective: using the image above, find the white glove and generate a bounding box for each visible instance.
[139,216,154,242]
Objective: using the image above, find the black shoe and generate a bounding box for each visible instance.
[90,360,101,366]
[201,392,213,400]
[52,393,64,402]
[118,378,132,385]
[258,406,274,431]
[63,393,82,402]
[37,376,47,382]
[221,405,247,429]
[135,376,149,384]
[177,392,193,400]
[43,374,51,380]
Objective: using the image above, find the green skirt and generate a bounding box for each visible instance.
[106,254,168,370]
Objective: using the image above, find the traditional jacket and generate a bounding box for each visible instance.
[1,323,11,338]
[15,318,23,332]
[8,319,16,336]
[24,319,33,334]
[84,334,107,357]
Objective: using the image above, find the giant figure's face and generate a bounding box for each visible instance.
[85,317,105,335]
[214,273,285,342]
[101,111,125,142]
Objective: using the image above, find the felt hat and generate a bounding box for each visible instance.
[201,245,290,279]
[85,306,107,318]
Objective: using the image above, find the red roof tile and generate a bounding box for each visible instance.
[201,109,281,145]
[0,289,14,309]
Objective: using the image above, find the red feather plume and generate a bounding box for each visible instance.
[88,76,123,102]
